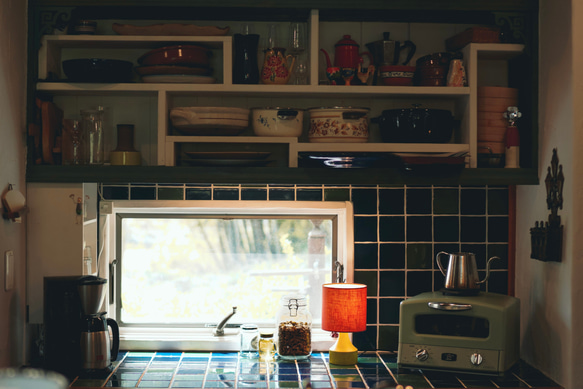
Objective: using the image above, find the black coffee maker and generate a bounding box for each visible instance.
[44,276,119,378]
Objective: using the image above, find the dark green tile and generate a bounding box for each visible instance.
[433,216,459,242]
[378,326,399,352]
[269,188,294,201]
[354,326,377,352]
[353,189,378,215]
[324,188,350,201]
[487,188,509,215]
[130,186,156,200]
[460,217,486,242]
[213,188,239,200]
[461,188,486,215]
[157,187,183,200]
[433,188,459,214]
[241,188,267,200]
[354,271,377,297]
[355,243,378,269]
[185,188,211,200]
[366,298,377,324]
[487,271,508,294]
[461,244,487,267]
[488,216,508,242]
[379,271,405,296]
[406,271,433,296]
[379,216,404,241]
[297,189,322,201]
[406,188,432,214]
[406,216,432,242]
[487,244,509,269]
[354,216,378,242]
[102,185,129,200]
[379,298,402,324]
[378,189,404,214]
[379,244,405,269]
[406,243,432,269]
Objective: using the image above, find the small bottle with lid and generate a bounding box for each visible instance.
[276,294,312,360]
[258,331,275,361]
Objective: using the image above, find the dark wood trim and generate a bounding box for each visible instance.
[26,165,539,185]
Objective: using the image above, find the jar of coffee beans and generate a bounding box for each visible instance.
[276,294,312,360]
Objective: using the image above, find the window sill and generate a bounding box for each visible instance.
[120,327,336,352]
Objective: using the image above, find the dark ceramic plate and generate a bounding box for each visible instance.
[62,58,134,83]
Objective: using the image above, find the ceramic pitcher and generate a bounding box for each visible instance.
[260,48,295,85]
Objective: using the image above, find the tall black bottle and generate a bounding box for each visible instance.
[233,33,260,84]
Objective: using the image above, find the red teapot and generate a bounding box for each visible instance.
[330,35,373,69]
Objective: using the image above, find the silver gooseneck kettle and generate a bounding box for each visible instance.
[436,251,499,292]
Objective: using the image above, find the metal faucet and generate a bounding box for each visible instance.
[214,306,237,336]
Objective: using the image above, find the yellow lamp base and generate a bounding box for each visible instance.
[329,332,358,365]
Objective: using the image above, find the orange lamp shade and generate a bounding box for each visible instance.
[322,283,367,333]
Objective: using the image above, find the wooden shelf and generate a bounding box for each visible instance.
[26,165,539,186]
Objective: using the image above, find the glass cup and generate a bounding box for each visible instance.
[240,324,259,358]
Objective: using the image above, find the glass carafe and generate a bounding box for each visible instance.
[81,108,105,165]
[276,294,312,360]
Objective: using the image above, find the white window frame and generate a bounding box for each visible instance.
[104,200,354,351]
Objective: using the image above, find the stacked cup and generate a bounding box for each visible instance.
[477,86,518,165]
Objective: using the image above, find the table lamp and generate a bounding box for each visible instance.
[322,283,367,365]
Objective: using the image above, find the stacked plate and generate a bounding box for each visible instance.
[169,106,250,135]
[136,44,216,84]
[477,86,518,160]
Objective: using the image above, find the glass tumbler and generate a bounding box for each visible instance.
[81,108,105,165]
[240,324,259,358]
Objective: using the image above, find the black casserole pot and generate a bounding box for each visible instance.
[373,105,454,143]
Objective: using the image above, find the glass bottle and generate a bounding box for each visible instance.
[81,108,105,165]
[258,331,275,361]
[276,294,312,360]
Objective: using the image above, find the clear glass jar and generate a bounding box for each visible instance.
[258,331,275,361]
[80,108,105,165]
[276,294,312,360]
[240,324,259,358]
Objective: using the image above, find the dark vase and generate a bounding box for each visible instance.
[233,33,260,84]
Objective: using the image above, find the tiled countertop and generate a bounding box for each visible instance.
[70,351,561,389]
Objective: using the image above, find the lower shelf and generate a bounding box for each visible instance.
[26,165,539,186]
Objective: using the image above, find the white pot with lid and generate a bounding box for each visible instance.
[308,106,370,143]
[251,107,304,137]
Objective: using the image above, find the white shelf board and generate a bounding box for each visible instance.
[41,34,230,49]
[166,136,299,144]
[296,142,470,154]
[472,43,525,60]
[36,82,470,98]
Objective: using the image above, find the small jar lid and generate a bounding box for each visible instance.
[241,324,258,331]
[260,331,274,338]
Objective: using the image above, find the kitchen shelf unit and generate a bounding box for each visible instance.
[29,8,537,185]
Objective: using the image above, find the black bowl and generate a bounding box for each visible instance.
[373,107,454,143]
[62,59,134,83]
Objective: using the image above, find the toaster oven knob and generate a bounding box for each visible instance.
[470,353,483,366]
[415,349,429,361]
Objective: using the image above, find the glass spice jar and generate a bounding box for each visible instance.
[276,294,312,360]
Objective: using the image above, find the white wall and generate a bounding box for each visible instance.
[0,0,28,367]
[515,0,582,387]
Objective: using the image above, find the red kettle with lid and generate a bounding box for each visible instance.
[328,35,373,69]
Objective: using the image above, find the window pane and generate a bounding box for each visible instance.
[119,216,332,326]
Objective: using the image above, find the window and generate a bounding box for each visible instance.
[106,201,354,351]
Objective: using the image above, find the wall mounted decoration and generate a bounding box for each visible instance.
[530,148,564,262]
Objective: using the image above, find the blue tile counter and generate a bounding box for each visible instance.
[69,352,561,389]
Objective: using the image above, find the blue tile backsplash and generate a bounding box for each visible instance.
[101,183,509,351]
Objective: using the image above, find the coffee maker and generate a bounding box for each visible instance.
[44,276,119,378]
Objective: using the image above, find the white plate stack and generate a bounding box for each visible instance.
[169,106,250,135]
[477,86,518,155]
